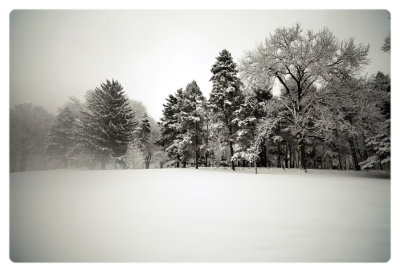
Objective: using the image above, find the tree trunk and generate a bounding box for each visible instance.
[195,149,199,169]
[289,142,294,168]
[336,146,343,170]
[205,153,208,167]
[277,142,281,168]
[229,141,235,171]
[284,142,289,169]
[183,161,186,168]
[145,154,151,169]
[348,137,360,171]
[299,139,307,172]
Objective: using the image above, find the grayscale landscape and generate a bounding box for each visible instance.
[10,10,390,262]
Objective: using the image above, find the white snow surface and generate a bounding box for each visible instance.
[10,168,390,262]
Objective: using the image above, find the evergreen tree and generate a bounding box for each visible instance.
[358,72,391,170]
[371,72,390,119]
[232,94,258,166]
[78,80,136,169]
[180,81,206,169]
[209,49,244,171]
[382,35,390,52]
[359,119,390,169]
[61,97,98,168]
[173,88,191,167]
[46,106,75,168]
[156,92,181,167]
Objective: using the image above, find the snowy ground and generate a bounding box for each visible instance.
[10,168,390,262]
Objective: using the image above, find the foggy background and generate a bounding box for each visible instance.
[10,10,390,120]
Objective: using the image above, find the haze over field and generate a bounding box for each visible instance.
[10,168,390,262]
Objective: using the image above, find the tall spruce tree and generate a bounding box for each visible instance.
[181,80,206,169]
[209,49,244,171]
[79,80,136,169]
[156,92,181,167]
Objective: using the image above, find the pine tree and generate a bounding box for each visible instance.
[78,80,136,169]
[173,88,191,167]
[180,80,206,169]
[358,72,391,170]
[232,95,258,166]
[359,119,390,169]
[209,49,244,171]
[156,92,181,167]
[46,106,75,168]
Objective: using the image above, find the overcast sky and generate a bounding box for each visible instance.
[10,10,390,120]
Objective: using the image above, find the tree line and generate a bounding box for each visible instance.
[156,24,390,171]
[10,81,166,171]
[10,24,390,172]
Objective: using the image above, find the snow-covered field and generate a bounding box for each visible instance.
[10,168,390,262]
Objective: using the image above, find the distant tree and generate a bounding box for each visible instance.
[382,36,390,52]
[46,106,75,168]
[371,72,390,118]
[57,97,100,168]
[209,49,244,171]
[136,114,152,169]
[130,100,148,122]
[78,80,136,169]
[10,104,54,171]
